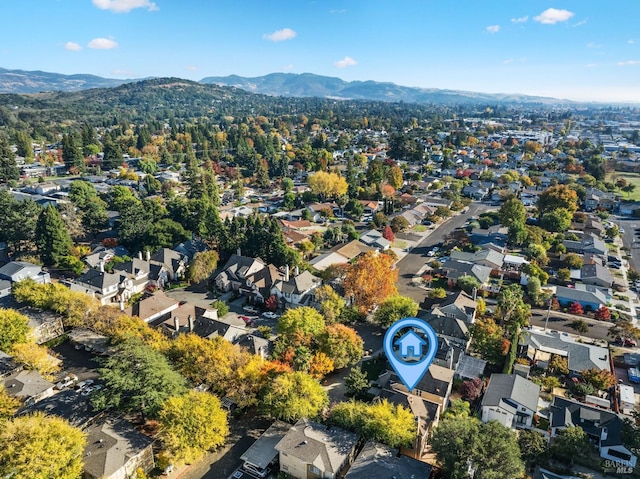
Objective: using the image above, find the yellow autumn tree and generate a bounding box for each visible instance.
[308,171,348,200]
[344,252,398,314]
[309,352,335,379]
[11,343,61,381]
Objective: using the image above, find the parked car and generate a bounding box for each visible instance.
[55,374,78,390]
[75,379,94,391]
[243,306,259,314]
[262,311,278,319]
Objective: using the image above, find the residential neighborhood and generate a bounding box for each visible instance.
[2,73,640,479]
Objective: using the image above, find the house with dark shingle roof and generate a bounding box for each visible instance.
[271,269,322,307]
[215,254,282,303]
[431,291,478,324]
[3,370,55,405]
[70,269,130,305]
[275,418,359,479]
[481,373,540,429]
[580,263,613,288]
[0,260,50,284]
[150,247,186,280]
[440,260,492,291]
[549,396,637,468]
[82,418,155,479]
[344,442,433,479]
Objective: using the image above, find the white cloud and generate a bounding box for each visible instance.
[111,69,133,76]
[486,25,500,34]
[64,42,82,51]
[282,64,294,71]
[329,9,346,14]
[617,60,640,66]
[511,16,528,23]
[87,38,118,49]
[263,28,297,42]
[586,42,601,49]
[334,56,357,68]
[629,40,636,45]
[573,19,588,27]
[534,8,574,25]
[185,65,198,71]
[92,0,158,13]
[503,59,513,64]
[586,63,598,68]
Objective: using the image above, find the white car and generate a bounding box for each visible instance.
[262,311,278,319]
[427,250,436,257]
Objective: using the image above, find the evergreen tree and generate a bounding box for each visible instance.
[102,136,123,170]
[0,138,19,182]
[61,133,84,171]
[14,131,34,162]
[35,205,73,266]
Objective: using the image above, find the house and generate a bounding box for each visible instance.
[20,389,101,429]
[579,263,613,288]
[21,307,65,344]
[519,329,611,374]
[83,418,155,479]
[0,350,21,378]
[3,370,55,405]
[462,185,489,200]
[275,418,359,479]
[480,374,540,430]
[424,313,470,350]
[150,248,186,281]
[173,239,208,262]
[270,269,322,308]
[309,240,374,272]
[113,257,152,294]
[124,291,179,323]
[344,442,433,479]
[359,200,381,215]
[449,249,504,270]
[0,261,50,284]
[157,304,220,339]
[440,260,492,290]
[383,364,455,414]
[307,202,338,222]
[470,225,508,245]
[584,188,617,212]
[430,291,478,324]
[215,254,282,303]
[549,396,637,468]
[563,233,607,256]
[240,420,292,478]
[555,284,609,310]
[359,229,391,251]
[70,269,132,305]
[377,388,440,457]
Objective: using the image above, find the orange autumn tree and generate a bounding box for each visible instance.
[344,251,398,314]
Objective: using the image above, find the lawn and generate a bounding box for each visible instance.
[606,171,640,201]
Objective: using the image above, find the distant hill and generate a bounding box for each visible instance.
[200,72,569,105]
[0,67,134,93]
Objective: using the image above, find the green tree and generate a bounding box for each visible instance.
[564,253,583,269]
[538,184,579,216]
[277,306,326,337]
[550,426,590,465]
[319,323,364,369]
[329,399,416,448]
[540,208,573,233]
[314,285,346,324]
[158,391,229,464]
[35,205,72,266]
[390,215,409,233]
[457,275,481,295]
[0,412,86,479]
[569,319,588,335]
[0,308,31,352]
[260,371,328,422]
[345,366,369,398]
[469,318,507,366]
[14,131,34,162]
[499,198,526,228]
[186,250,219,283]
[61,133,84,171]
[0,138,20,182]
[92,338,188,419]
[373,295,419,328]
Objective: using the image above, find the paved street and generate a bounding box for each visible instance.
[395,202,492,308]
[529,309,613,341]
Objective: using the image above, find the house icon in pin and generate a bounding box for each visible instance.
[395,330,426,361]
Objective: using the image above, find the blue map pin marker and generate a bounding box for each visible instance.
[383,317,438,392]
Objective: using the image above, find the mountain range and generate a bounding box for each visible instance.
[0,67,568,105]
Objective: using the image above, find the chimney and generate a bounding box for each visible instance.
[285,264,290,282]
[138,251,143,260]
[99,261,104,273]
[294,265,299,277]
[472,287,477,301]
[173,316,180,332]
[119,299,124,311]
[188,314,194,332]
[146,250,150,261]
[237,247,241,257]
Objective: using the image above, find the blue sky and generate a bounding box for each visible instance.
[1,0,639,102]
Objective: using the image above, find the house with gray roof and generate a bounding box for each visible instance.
[555,284,609,311]
[563,233,607,256]
[3,370,55,405]
[449,249,504,270]
[150,248,186,280]
[579,263,613,288]
[440,260,492,291]
[275,418,359,479]
[344,442,433,479]
[519,329,611,374]
[270,269,322,307]
[240,420,292,478]
[215,254,282,302]
[481,374,540,430]
[20,389,101,429]
[82,418,155,479]
[424,313,469,350]
[359,229,391,251]
[0,350,21,378]
[549,396,636,468]
[70,269,132,305]
[430,291,478,324]
[0,260,50,284]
